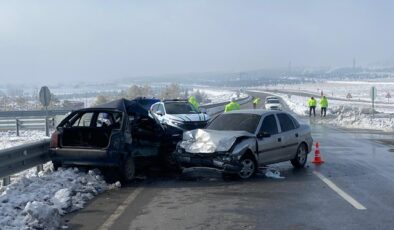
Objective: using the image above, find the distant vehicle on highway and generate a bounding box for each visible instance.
[174,110,313,179]
[50,98,177,181]
[150,99,210,138]
[265,96,282,110]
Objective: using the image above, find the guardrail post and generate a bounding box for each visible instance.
[16,118,20,136]
[2,176,11,186]
[45,117,49,137]
[36,164,44,173]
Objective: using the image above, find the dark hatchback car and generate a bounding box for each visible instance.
[50,98,176,181]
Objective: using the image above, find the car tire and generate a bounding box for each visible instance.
[121,156,136,182]
[291,143,308,168]
[237,155,257,179]
[52,161,61,171]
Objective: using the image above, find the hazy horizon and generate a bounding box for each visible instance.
[1,0,394,85]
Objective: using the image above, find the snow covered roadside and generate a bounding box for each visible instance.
[253,90,394,132]
[192,88,247,105]
[1,131,121,229]
[0,165,120,230]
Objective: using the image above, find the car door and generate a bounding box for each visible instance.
[276,113,299,160]
[257,114,282,165]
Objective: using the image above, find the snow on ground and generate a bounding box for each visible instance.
[260,90,394,132]
[0,130,48,150]
[262,79,394,104]
[192,88,247,104]
[0,165,120,230]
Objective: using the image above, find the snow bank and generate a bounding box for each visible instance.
[277,92,394,132]
[0,166,120,230]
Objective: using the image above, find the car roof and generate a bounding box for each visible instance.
[224,109,285,116]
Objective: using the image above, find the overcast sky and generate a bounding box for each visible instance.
[1,0,393,84]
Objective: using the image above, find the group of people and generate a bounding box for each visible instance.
[190,94,329,117]
[188,95,241,113]
[307,96,328,117]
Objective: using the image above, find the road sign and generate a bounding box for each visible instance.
[370,86,377,101]
[39,86,51,107]
[370,86,377,118]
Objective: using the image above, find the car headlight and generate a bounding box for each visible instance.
[168,119,184,126]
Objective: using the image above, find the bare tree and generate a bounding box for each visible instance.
[94,95,109,105]
[160,83,182,99]
[126,85,153,99]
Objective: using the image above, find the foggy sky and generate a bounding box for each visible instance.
[1,0,394,84]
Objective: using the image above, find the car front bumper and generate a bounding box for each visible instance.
[174,150,242,173]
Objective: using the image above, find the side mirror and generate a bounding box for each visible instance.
[156,111,164,116]
[257,132,271,139]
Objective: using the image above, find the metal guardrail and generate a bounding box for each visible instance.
[0,139,50,186]
[0,96,252,187]
[0,109,71,118]
[0,117,55,135]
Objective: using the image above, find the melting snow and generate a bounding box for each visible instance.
[0,166,119,230]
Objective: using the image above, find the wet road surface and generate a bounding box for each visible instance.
[63,91,394,230]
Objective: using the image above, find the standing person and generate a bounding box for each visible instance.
[224,97,240,112]
[252,97,261,109]
[320,96,328,117]
[308,97,317,117]
[188,96,199,110]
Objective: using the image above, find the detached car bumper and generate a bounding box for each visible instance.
[173,150,242,173]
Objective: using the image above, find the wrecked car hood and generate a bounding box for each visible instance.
[180,129,254,154]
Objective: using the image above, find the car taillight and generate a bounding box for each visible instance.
[50,131,59,148]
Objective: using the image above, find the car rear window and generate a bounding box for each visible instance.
[207,113,261,133]
[165,102,199,114]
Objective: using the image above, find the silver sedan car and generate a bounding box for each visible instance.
[174,109,313,179]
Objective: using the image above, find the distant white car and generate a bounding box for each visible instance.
[265,97,282,110]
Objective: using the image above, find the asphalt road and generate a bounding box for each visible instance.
[63,91,394,230]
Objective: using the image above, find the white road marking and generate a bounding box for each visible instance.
[98,187,144,230]
[313,171,367,210]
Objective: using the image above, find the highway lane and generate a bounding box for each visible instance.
[63,91,394,230]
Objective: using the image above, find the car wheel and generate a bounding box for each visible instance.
[291,143,308,168]
[121,156,135,182]
[237,155,257,179]
[52,161,61,171]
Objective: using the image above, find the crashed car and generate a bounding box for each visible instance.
[50,98,176,181]
[174,109,313,179]
[150,99,210,138]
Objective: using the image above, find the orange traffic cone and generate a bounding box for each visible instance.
[312,142,324,164]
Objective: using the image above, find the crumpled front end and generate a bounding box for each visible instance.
[174,129,254,173]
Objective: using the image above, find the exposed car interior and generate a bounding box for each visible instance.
[60,111,123,148]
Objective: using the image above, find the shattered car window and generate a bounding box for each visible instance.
[164,102,199,114]
[72,112,94,127]
[96,112,123,129]
[207,113,261,133]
